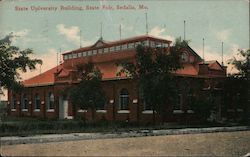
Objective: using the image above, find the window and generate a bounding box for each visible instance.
[104,48,109,53]
[78,52,82,58]
[121,44,127,50]
[96,101,106,110]
[163,43,168,47]
[150,41,156,47]
[128,43,134,49]
[11,95,17,109]
[64,55,68,60]
[87,50,92,56]
[181,52,189,62]
[68,54,72,59]
[82,52,87,57]
[155,42,162,48]
[145,40,149,46]
[115,45,121,51]
[34,93,41,110]
[187,91,195,110]
[110,47,115,52]
[173,94,182,110]
[144,100,152,110]
[119,88,129,110]
[93,50,97,55]
[135,41,141,47]
[47,92,54,110]
[21,94,28,110]
[73,53,77,58]
[98,49,103,54]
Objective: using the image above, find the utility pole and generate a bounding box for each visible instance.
[221,42,224,66]
[145,13,148,35]
[184,20,186,41]
[203,38,205,63]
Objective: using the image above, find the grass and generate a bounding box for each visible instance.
[1,116,247,137]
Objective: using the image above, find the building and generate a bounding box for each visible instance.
[7,35,227,122]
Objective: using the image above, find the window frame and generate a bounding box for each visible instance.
[21,94,28,110]
[118,88,129,111]
[47,92,55,110]
[34,93,41,110]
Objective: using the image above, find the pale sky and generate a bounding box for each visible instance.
[0,0,249,100]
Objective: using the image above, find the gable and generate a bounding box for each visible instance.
[208,61,223,70]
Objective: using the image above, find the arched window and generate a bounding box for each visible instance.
[181,52,189,62]
[47,92,54,110]
[22,94,28,110]
[119,88,129,110]
[34,93,41,110]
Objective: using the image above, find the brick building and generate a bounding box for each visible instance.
[7,35,227,122]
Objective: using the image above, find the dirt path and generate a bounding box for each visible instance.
[1,131,250,156]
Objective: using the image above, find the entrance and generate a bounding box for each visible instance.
[59,95,68,119]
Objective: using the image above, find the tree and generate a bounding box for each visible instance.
[228,49,250,80]
[117,38,185,123]
[0,34,42,90]
[69,63,106,121]
[227,49,250,122]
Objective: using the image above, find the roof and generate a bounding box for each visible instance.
[175,63,198,76]
[63,35,171,55]
[200,60,224,71]
[22,65,63,87]
[21,36,225,87]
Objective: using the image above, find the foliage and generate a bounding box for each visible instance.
[69,63,106,119]
[0,34,42,90]
[190,95,215,121]
[228,49,250,80]
[227,49,250,121]
[117,38,185,122]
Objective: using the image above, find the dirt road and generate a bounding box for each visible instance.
[1,131,250,156]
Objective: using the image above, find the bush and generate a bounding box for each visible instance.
[191,97,215,121]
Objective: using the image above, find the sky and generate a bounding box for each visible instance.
[0,0,249,100]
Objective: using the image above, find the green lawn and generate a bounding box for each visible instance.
[1,116,246,137]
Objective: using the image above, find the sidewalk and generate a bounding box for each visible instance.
[1,126,249,145]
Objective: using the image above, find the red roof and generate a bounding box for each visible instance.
[23,65,63,87]
[175,63,198,76]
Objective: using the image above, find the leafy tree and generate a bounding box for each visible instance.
[69,63,106,121]
[227,49,250,122]
[117,38,185,123]
[228,49,250,80]
[0,34,42,90]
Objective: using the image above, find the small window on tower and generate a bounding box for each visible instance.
[181,52,189,62]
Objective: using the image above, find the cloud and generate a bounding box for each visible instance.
[11,29,30,44]
[149,26,175,42]
[192,43,240,74]
[20,48,59,81]
[56,24,92,46]
[57,24,80,45]
[216,29,231,42]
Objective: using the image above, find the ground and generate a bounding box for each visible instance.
[1,131,250,156]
